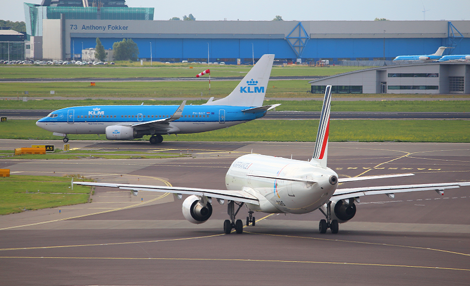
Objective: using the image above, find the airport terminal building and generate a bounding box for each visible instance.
[24,1,470,64]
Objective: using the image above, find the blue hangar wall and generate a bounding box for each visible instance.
[64,20,470,63]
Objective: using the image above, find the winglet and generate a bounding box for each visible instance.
[311,85,332,168]
[169,100,186,121]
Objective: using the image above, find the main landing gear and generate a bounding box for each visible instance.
[63,136,69,143]
[319,202,339,234]
[246,211,256,226]
[223,201,245,234]
[149,135,163,145]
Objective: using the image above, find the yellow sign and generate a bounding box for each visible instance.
[63,144,70,151]
[1,117,7,122]
[32,145,54,152]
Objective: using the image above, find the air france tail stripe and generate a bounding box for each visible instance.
[313,86,332,160]
[319,119,330,159]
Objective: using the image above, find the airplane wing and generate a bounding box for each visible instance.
[73,181,260,205]
[332,182,470,201]
[242,104,281,113]
[129,100,186,128]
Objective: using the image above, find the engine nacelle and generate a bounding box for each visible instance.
[182,195,213,224]
[324,199,357,223]
[419,56,430,61]
[105,125,134,140]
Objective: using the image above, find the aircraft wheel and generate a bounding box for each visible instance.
[223,219,232,234]
[235,219,243,234]
[330,220,339,234]
[63,137,69,143]
[319,219,327,234]
[246,217,249,226]
[252,217,256,226]
[155,135,163,143]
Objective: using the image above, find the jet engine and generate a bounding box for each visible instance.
[182,195,213,224]
[105,125,135,140]
[327,199,357,223]
[418,56,430,61]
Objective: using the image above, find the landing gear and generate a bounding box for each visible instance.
[246,211,256,226]
[223,201,245,234]
[149,135,163,144]
[63,137,69,143]
[319,202,339,234]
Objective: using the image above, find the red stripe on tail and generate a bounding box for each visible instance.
[319,119,330,159]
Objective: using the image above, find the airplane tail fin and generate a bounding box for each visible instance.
[311,85,332,168]
[204,54,274,107]
[432,46,448,56]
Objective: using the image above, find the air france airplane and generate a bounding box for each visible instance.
[75,85,470,235]
[393,46,449,61]
[36,54,279,144]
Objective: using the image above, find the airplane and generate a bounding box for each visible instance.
[393,46,449,61]
[438,54,470,62]
[74,85,470,234]
[36,54,279,144]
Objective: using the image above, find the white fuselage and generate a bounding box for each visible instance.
[225,154,338,214]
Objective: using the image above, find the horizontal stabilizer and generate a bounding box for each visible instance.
[242,104,281,113]
[339,173,414,183]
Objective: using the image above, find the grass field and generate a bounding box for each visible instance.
[0,175,92,215]
[1,119,469,143]
[1,98,469,112]
[0,65,368,79]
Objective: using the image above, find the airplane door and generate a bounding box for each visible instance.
[287,181,295,197]
[67,109,75,124]
[219,109,225,124]
[137,113,143,122]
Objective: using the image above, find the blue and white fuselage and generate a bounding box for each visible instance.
[393,46,449,62]
[36,54,277,144]
[37,104,266,135]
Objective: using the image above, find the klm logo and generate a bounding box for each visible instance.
[240,79,265,94]
[112,130,120,134]
[88,107,104,116]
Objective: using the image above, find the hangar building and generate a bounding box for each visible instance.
[24,1,470,63]
[309,63,470,94]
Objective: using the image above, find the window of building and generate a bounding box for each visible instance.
[388,86,438,90]
[388,73,439,78]
[311,85,363,94]
[449,77,464,92]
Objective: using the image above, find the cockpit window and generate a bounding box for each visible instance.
[47,113,58,118]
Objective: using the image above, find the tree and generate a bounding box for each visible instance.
[113,38,139,61]
[0,20,26,33]
[272,15,283,21]
[95,38,106,62]
[170,17,181,21]
[183,14,196,21]
[374,18,389,21]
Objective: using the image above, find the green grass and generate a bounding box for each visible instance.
[0,80,312,98]
[0,65,368,79]
[2,150,190,160]
[0,175,92,215]
[0,119,469,143]
[1,98,470,112]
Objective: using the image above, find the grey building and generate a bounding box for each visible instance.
[309,63,470,94]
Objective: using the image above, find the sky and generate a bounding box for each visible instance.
[1,0,469,22]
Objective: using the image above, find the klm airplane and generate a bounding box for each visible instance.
[439,54,470,62]
[36,54,278,144]
[393,46,449,61]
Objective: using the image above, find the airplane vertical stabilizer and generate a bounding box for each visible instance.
[312,85,332,168]
[204,54,274,107]
[432,46,449,56]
